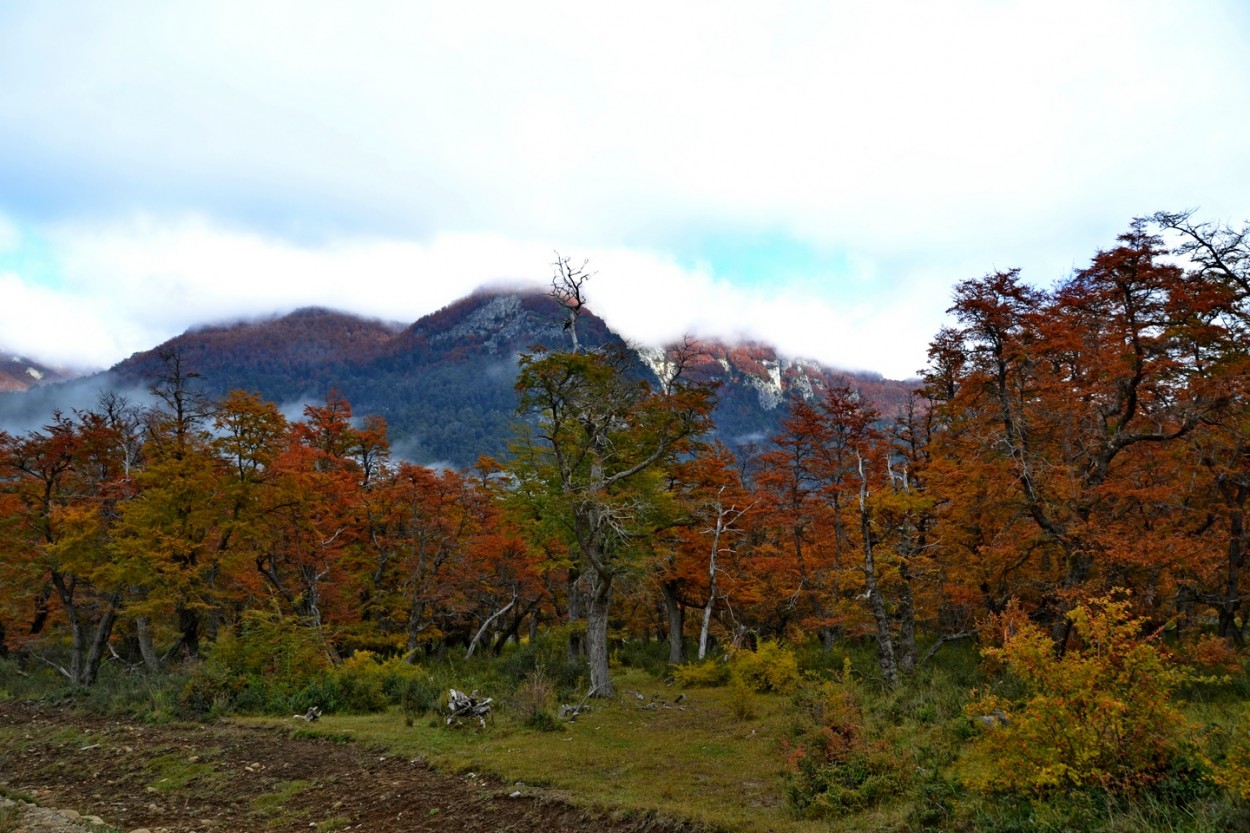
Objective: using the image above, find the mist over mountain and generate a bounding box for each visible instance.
[0,289,917,466]
[0,352,77,393]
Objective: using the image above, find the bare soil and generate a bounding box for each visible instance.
[0,702,702,833]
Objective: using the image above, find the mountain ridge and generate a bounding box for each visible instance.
[2,289,918,464]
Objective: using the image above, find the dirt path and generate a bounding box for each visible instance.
[0,702,701,833]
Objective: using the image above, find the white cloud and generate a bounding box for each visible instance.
[2,216,943,377]
[0,271,125,368]
[0,2,1247,379]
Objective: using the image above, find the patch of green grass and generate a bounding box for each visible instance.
[251,779,315,827]
[0,787,35,804]
[144,748,220,794]
[47,726,96,747]
[241,641,1250,833]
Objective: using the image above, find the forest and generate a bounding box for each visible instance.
[3,212,1250,830]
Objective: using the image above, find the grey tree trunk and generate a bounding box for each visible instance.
[567,569,585,662]
[661,581,685,664]
[858,454,898,687]
[135,616,160,672]
[586,572,614,697]
[896,571,917,675]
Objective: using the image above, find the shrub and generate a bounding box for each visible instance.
[511,666,562,731]
[490,633,584,699]
[398,673,443,725]
[673,658,731,688]
[614,638,673,677]
[963,591,1204,796]
[782,676,910,817]
[726,676,757,721]
[1213,709,1250,801]
[1186,634,1245,676]
[730,640,799,694]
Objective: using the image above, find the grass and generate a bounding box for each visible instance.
[248,667,821,833]
[250,779,316,827]
[6,639,1249,832]
[0,788,35,805]
[144,747,221,794]
[237,641,1250,833]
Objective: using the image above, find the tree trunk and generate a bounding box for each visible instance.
[466,594,516,658]
[177,604,200,658]
[135,616,160,672]
[493,600,538,655]
[1218,496,1245,645]
[660,581,685,664]
[698,511,724,661]
[859,455,898,686]
[81,600,120,686]
[29,582,52,636]
[53,574,119,687]
[585,572,614,697]
[566,569,585,663]
[896,569,917,675]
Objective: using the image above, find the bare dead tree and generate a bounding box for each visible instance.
[698,488,755,660]
[551,253,594,353]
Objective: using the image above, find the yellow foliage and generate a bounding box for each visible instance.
[730,640,799,694]
[963,591,1200,796]
[1213,709,1250,801]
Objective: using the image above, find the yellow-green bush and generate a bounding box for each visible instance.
[673,658,731,688]
[963,592,1202,796]
[730,640,800,694]
[1214,709,1250,801]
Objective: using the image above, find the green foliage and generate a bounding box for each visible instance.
[725,676,757,721]
[730,640,799,694]
[397,672,443,725]
[614,638,673,677]
[511,666,562,731]
[1213,708,1250,801]
[781,674,912,817]
[964,592,1206,796]
[179,609,331,715]
[489,633,585,699]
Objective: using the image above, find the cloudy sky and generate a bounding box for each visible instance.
[2,1,1248,379]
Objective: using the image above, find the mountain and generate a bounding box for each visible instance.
[1,290,918,466]
[0,352,77,393]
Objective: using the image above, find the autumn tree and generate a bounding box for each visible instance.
[251,394,372,659]
[928,225,1209,641]
[363,462,482,657]
[510,343,714,696]
[1152,210,1250,642]
[109,351,225,660]
[0,413,128,684]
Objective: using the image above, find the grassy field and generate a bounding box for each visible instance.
[253,667,840,833]
[4,637,1249,832]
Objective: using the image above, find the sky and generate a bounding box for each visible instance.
[2,1,1249,380]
